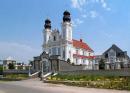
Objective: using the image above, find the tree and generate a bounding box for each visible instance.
[8,63,15,69]
[67,58,71,64]
[0,65,3,71]
[99,59,105,69]
[0,65,3,75]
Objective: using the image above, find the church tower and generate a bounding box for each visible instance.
[62,11,72,41]
[61,11,73,62]
[43,19,52,53]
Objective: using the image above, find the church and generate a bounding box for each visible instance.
[42,11,95,66]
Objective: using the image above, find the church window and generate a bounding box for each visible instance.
[89,53,91,56]
[76,49,78,54]
[83,59,85,64]
[58,48,61,55]
[63,31,65,39]
[54,36,56,41]
[76,59,78,64]
[83,51,85,56]
[63,50,65,59]
[49,49,51,54]
[52,47,57,55]
[44,34,46,42]
[69,50,71,58]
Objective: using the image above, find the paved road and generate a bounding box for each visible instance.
[0,79,129,93]
[0,83,46,93]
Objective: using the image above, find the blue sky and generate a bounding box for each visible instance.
[0,0,130,63]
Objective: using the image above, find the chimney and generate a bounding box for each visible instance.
[80,39,82,42]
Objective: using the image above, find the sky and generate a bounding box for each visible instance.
[0,0,130,63]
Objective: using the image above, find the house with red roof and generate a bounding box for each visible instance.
[42,11,95,69]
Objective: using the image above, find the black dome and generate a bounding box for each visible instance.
[44,19,51,29]
[63,10,71,22]
[63,10,70,16]
[45,19,51,24]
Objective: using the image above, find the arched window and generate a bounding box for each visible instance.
[54,36,56,41]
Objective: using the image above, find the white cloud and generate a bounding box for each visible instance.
[70,0,111,26]
[71,0,111,12]
[75,18,84,24]
[72,18,84,27]
[0,42,41,63]
[81,14,87,18]
[100,0,111,11]
[89,11,98,18]
[71,0,87,11]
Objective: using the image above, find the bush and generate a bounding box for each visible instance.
[0,65,3,71]
[8,63,15,69]
[5,74,28,79]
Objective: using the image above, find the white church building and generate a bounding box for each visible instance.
[42,11,95,66]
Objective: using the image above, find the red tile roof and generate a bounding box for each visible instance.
[73,39,93,51]
[73,54,95,59]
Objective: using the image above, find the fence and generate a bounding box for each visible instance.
[59,68,130,76]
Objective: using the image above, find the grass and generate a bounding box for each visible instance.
[46,74,130,90]
[1,74,29,81]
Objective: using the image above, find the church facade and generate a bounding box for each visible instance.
[42,11,95,67]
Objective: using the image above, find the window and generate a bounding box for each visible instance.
[49,49,51,54]
[58,48,61,55]
[69,50,71,58]
[63,50,65,59]
[53,36,56,41]
[44,34,46,42]
[52,47,56,55]
[63,31,65,39]
[83,59,85,64]
[76,59,78,64]
[76,49,78,54]
[83,51,85,56]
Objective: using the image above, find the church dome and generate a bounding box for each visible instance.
[63,10,71,22]
[44,19,51,29]
[45,19,51,24]
[63,10,70,16]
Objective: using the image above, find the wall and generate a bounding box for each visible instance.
[58,68,130,76]
[59,60,91,71]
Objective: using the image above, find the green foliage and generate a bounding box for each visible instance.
[48,74,130,90]
[67,58,71,64]
[8,63,15,69]
[5,74,28,79]
[0,65,3,71]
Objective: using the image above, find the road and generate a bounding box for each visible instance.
[0,79,129,93]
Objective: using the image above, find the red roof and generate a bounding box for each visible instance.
[73,54,95,59]
[73,39,93,51]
